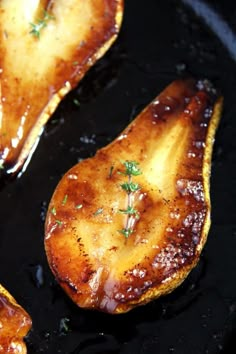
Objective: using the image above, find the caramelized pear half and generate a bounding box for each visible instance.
[45,79,222,314]
[0,284,32,353]
[0,0,123,176]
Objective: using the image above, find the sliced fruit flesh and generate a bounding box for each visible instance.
[0,284,32,353]
[0,0,123,175]
[45,79,222,314]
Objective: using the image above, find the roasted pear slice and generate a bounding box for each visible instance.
[0,0,123,176]
[0,284,32,353]
[45,79,222,314]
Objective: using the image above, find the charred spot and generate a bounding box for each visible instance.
[108,246,118,252]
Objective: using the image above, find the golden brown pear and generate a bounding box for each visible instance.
[45,79,222,314]
[0,0,123,176]
[0,284,32,353]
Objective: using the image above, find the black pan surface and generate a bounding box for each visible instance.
[1,0,236,353]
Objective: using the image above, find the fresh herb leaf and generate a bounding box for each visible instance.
[72,61,79,66]
[55,219,63,226]
[119,206,138,216]
[29,11,54,38]
[59,317,70,334]
[120,181,140,193]
[0,162,4,170]
[118,228,133,238]
[62,195,68,206]
[43,11,55,21]
[51,207,57,216]
[29,20,46,38]
[93,208,103,216]
[75,204,83,209]
[73,98,80,107]
[120,160,142,176]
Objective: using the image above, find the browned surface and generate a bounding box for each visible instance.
[45,79,222,314]
[0,284,32,353]
[0,0,123,175]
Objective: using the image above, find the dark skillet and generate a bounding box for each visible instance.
[0,0,236,353]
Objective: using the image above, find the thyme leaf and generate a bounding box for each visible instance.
[62,195,68,206]
[118,228,133,238]
[73,99,80,107]
[51,207,57,216]
[119,206,138,216]
[119,160,142,176]
[75,204,83,209]
[120,181,140,193]
[93,208,103,216]
[55,219,63,226]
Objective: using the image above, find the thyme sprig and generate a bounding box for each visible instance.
[29,11,54,38]
[118,161,142,238]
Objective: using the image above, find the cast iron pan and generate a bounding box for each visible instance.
[1,0,236,353]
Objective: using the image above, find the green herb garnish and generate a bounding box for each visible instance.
[59,317,70,334]
[0,162,4,170]
[73,99,80,107]
[118,228,133,238]
[119,160,142,176]
[29,11,54,38]
[120,181,140,193]
[93,208,103,216]
[118,160,142,238]
[55,219,63,226]
[75,204,83,209]
[51,207,57,216]
[62,195,68,206]
[119,206,139,218]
